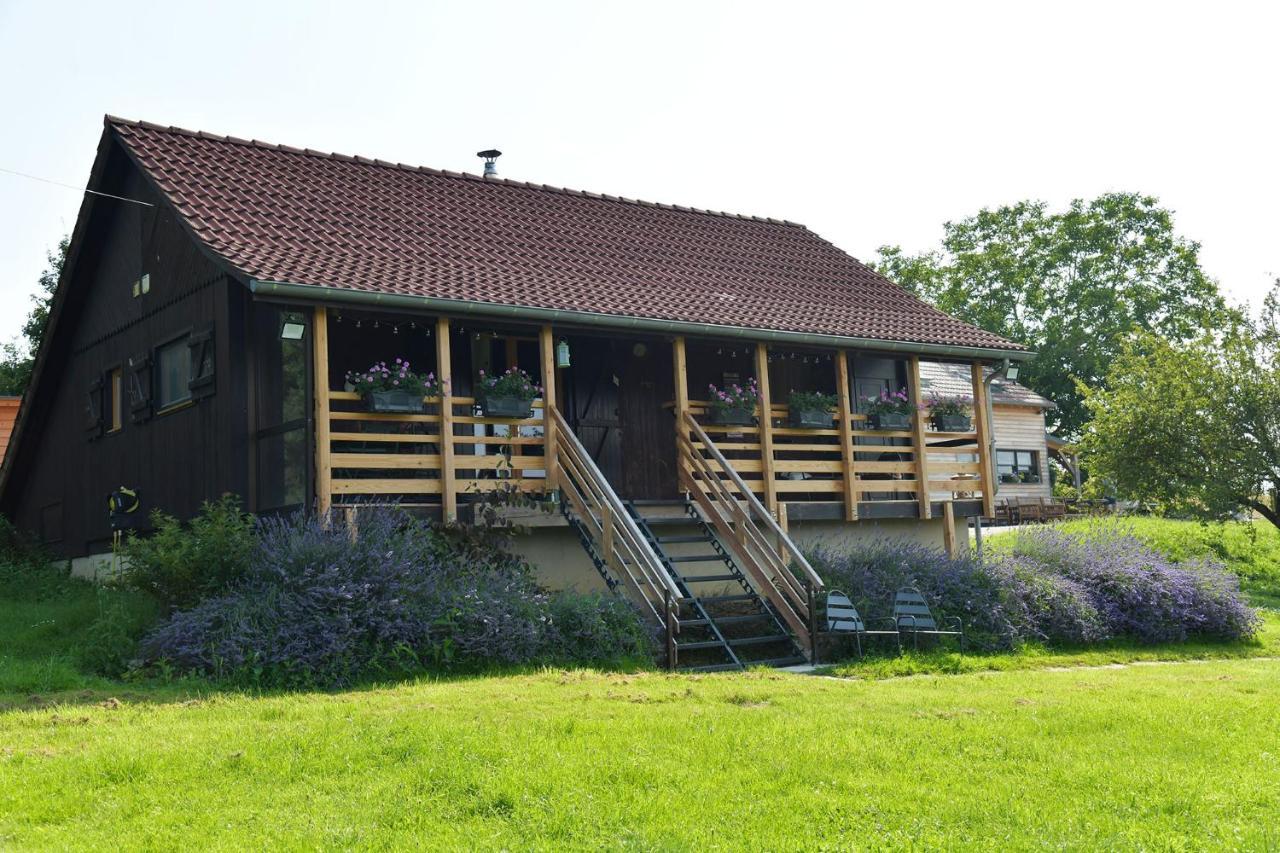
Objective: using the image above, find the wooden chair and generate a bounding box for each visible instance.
[1016,496,1044,523]
[1040,497,1066,522]
[825,591,901,657]
[893,587,964,651]
[993,497,1018,526]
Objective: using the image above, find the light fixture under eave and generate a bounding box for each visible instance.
[1004,359,1021,382]
[279,313,306,341]
[556,338,571,368]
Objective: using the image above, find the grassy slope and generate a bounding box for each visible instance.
[3,663,1280,849]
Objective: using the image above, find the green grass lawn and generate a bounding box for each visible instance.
[4,517,1279,849]
[3,661,1279,849]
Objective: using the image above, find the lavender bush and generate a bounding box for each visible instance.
[809,539,1025,649]
[809,526,1259,653]
[1007,526,1259,643]
[140,508,651,687]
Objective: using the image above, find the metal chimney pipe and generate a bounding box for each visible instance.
[477,149,502,178]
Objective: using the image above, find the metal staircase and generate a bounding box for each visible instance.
[550,406,812,671]
[625,499,806,671]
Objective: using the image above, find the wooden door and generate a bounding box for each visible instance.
[565,338,623,486]
[618,342,677,500]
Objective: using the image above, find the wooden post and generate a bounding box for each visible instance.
[539,325,558,493]
[436,317,457,522]
[777,500,790,564]
[754,343,778,514]
[673,336,689,484]
[834,350,858,521]
[942,500,958,557]
[601,502,614,566]
[971,361,996,520]
[312,306,332,518]
[908,355,932,520]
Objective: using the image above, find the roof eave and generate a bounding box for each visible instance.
[249,279,1034,362]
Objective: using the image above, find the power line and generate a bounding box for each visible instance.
[0,166,154,207]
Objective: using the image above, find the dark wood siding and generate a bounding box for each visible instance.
[3,140,251,557]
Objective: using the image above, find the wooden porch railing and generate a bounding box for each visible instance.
[677,411,825,655]
[549,407,679,630]
[678,401,989,517]
[323,392,549,507]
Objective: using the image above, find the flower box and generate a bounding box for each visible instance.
[711,406,755,426]
[932,414,972,432]
[867,412,911,431]
[480,395,534,419]
[363,389,424,414]
[789,408,833,429]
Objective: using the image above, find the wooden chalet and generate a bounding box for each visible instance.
[0,118,1030,666]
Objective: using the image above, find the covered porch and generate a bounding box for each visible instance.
[295,305,998,530]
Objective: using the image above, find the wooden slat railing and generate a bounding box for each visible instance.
[549,407,679,628]
[323,391,549,505]
[678,411,824,655]
[677,400,991,513]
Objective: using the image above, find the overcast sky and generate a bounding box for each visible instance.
[1,0,1276,346]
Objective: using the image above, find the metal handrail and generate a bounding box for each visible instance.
[682,412,824,590]
[550,407,680,606]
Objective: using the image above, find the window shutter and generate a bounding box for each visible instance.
[85,375,104,437]
[188,324,215,399]
[129,352,153,423]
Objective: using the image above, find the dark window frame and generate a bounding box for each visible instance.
[154,329,194,414]
[105,363,124,434]
[997,448,1041,484]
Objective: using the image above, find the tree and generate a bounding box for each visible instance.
[0,235,68,395]
[1079,296,1280,530]
[875,193,1233,436]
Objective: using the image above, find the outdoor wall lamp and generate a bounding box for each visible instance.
[555,338,571,368]
[279,313,306,341]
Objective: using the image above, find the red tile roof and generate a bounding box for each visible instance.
[109,117,1024,353]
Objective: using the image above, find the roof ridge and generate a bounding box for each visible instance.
[104,115,809,230]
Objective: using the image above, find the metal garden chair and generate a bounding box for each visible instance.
[825,590,901,657]
[892,587,964,651]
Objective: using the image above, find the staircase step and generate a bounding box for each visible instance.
[667,554,724,563]
[679,614,771,628]
[654,534,710,544]
[679,573,738,583]
[726,634,793,647]
[637,516,700,526]
[695,594,756,604]
[677,639,736,651]
[628,499,689,507]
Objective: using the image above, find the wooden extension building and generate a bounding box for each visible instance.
[0,118,1030,666]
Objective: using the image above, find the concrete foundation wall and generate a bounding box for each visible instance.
[511,514,969,591]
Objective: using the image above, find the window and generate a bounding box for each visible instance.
[108,367,123,432]
[156,338,192,410]
[254,306,309,513]
[997,449,1040,484]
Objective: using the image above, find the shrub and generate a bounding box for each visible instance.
[809,526,1260,655]
[809,539,1023,650]
[140,507,651,687]
[1008,526,1259,643]
[543,592,655,664]
[119,495,257,609]
[0,516,76,601]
